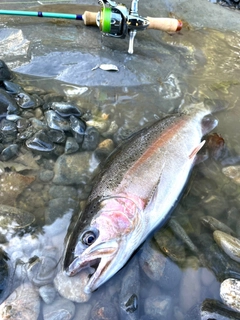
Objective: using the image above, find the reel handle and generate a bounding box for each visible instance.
[83,11,182,33]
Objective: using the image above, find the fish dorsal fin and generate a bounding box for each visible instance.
[189,140,206,159]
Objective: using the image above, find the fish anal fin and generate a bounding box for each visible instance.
[189,140,206,159]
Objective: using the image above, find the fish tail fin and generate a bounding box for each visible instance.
[203,98,229,114]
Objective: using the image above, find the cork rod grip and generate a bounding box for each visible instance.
[147,17,182,32]
[82,11,98,26]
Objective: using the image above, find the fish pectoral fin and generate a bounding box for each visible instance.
[189,140,206,159]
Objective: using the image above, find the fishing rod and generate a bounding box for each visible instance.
[0,0,182,54]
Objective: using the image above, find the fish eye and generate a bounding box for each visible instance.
[81,228,99,246]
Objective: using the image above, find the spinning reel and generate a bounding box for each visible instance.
[96,0,148,53]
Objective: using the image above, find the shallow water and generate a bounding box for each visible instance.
[1,1,240,319]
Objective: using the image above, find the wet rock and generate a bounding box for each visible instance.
[26,130,55,152]
[213,230,240,263]
[139,239,182,290]
[0,144,19,161]
[45,197,79,224]
[0,248,11,304]
[139,239,166,282]
[144,294,172,319]
[94,139,115,161]
[17,118,30,132]
[51,102,82,118]
[0,119,17,135]
[179,260,202,314]
[54,270,91,303]
[82,126,100,151]
[65,136,79,154]
[168,217,199,254]
[45,110,70,132]
[0,172,35,206]
[0,88,19,115]
[222,165,240,185]
[42,296,75,320]
[154,228,186,263]
[47,129,66,143]
[16,92,35,109]
[86,118,110,134]
[102,120,118,138]
[201,298,240,320]
[90,299,118,320]
[201,215,236,236]
[0,60,12,81]
[69,115,86,143]
[27,248,58,286]
[0,205,35,236]
[3,80,21,94]
[0,282,40,320]
[49,185,78,200]
[220,278,240,313]
[39,284,56,305]
[120,256,140,320]
[38,169,54,182]
[197,233,240,281]
[74,303,92,320]
[53,151,98,185]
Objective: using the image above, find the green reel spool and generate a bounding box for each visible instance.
[100,7,111,33]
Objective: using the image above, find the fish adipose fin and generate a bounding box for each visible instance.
[189,140,206,159]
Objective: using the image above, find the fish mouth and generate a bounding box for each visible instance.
[65,240,119,293]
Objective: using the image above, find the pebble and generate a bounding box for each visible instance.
[0,144,19,161]
[222,165,240,185]
[94,139,115,161]
[0,60,12,81]
[53,151,97,185]
[16,92,36,109]
[201,216,236,236]
[213,230,240,263]
[69,115,86,143]
[27,251,58,286]
[38,169,54,182]
[51,102,82,118]
[82,126,100,151]
[220,278,240,313]
[42,296,75,320]
[65,136,79,154]
[48,185,78,200]
[26,130,55,152]
[179,260,202,314]
[39,284,56,304]
[45,110,70,131]
[0,282,40,320]
[45,197,79,224]
[90,299,118,320]
[54,270,91,303]
[144,294,172,319]
[201,298,240,320]
[120,256,140,319]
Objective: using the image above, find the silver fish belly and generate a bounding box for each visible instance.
[63,102,221,293]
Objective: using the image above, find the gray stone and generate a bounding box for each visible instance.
[43,296,75,320]
[54,270,91,303]
[39,284,56,305]
[53,151,98,185]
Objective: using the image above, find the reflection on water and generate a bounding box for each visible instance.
[0,3,240,320]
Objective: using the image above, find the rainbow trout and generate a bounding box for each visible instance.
[63,101,223,293]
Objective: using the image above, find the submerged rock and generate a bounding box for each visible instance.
[42,296,75,320]
[213,230,240,263]
[0,282,40,320]
[0,60,12,81]
[54,270,91,303]
[201,298,240,320]
[26,130,55,152]
[53,151,98,185]
[220,278,240,313]
[51,101,82,118]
